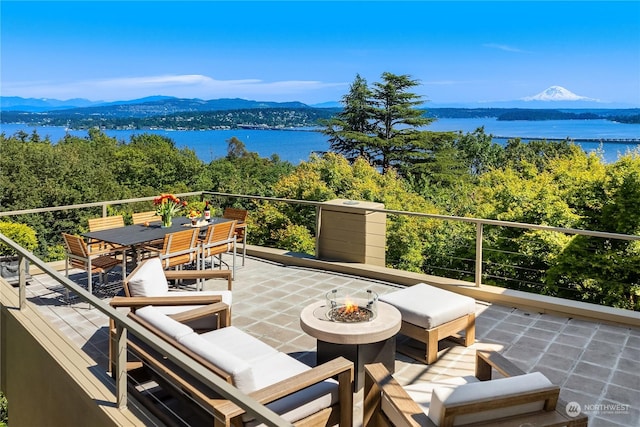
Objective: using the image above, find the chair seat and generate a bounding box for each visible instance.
[380,283,476,329]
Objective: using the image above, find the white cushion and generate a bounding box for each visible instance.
[243,352,338,426]
[127,258,168,297]
[135,305,193,340]
[199,326,278,364]
[177,332,255,393]
[379,283,475,329]
[428,372,553,426]
[152,305,219,331]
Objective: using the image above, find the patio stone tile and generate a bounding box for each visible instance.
[621,346,640,361]
[590,399,640,426]
[588,416,628,427]
[535,352,577,372]
[546,338,584,359]
[557,333,592,348]
[504,313,536,326]
[491,321,527,334]
[531,365,569,386]
[563,374,608,397]
[532,319,568,331]
[592,329,629,345]
[503,344,543,365]
[609,370,640,391]
[581,346,624,365]
[626,335,640,349]
[602,384,640,408]
[523,327,559,342]
[615,356,639,374]
[513,335,550,351]
[562,324,596,337]
[559,388,600,407]
[572,361,613,380]
[482,328,520,345]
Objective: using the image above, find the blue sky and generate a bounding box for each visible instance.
[2,1,639,106]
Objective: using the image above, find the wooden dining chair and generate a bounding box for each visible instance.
[199,220,236,282]
[222,207,248,265]
[87,215,128,252]
[146,228,200,271]
[132,210,161,225]
[62,233,126,297]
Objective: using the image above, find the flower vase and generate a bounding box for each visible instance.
[161,215,173,228]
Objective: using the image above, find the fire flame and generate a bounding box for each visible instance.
[343,297,357,313]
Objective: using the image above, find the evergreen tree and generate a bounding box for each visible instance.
[369,72,434,172]
[321,74,374,162]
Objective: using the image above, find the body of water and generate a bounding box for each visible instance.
[2,118,639,164]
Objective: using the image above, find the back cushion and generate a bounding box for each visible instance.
[178,332,255,393]
[428,372,554,426]
[127,258,168,296]
[135,306,193,340]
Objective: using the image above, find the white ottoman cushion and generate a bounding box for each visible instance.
[380,283,475,329]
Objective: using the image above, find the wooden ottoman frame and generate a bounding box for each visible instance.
[398,312,476,364]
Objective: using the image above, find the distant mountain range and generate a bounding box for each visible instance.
[0,95,315,114]
[2,86,637,113]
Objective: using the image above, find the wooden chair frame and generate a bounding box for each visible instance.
[222,207,248,266]
[120,306,354,427]
[363,350,589,427]
[398,313,475,364]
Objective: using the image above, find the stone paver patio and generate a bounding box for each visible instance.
[24,255,640,426]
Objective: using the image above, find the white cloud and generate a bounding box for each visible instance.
[482,43,528,53]
[2,74,348,103]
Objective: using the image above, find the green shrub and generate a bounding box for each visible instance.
[0,390,7,425]
[0,221,38,256]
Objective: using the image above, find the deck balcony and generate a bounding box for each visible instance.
[1,192,639,426]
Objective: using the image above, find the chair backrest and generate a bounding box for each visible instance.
[124,257,169,297]
[222,207,248,222]
[158,228,199,269]
[132,210,161,225]
[62,233,90,269]
[201,220,236,257]
[88,215,125,232]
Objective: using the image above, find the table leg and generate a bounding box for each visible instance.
[316,337,396,391]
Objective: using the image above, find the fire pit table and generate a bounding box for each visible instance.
[299,290,402,390]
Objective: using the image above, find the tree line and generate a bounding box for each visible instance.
[1,72,639,311]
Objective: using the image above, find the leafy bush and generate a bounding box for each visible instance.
[0,221,38,256]
[0,390,7,426]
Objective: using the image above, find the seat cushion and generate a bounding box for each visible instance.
[428,372,553,426]
[379,283,475,329]
[127,258,168,297]
[244,352,338,427]
[177,331,255,393]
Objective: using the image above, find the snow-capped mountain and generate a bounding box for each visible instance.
[522,86,599,102]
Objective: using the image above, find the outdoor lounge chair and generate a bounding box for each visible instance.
[363,350,588,427]
[125,305,354,426]
[119,257,233,325]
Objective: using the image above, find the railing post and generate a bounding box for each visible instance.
[475,223,483,287]
[102,204,108,218]
[19,255,26,309]
[315,205,322,258]
[115,323,127,409]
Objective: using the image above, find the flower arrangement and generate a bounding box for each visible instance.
[154,193,187,227]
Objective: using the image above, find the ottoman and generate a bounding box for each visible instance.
[379,283,476,364]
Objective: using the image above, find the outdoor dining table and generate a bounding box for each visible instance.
[82,216,235,271]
